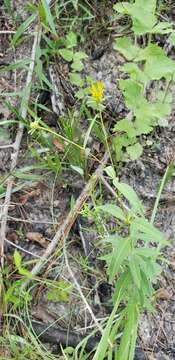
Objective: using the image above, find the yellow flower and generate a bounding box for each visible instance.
[91,81,104,104]
[29,118,40,134]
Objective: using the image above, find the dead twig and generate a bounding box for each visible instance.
[22,151,109,288]
[100,174,130,212]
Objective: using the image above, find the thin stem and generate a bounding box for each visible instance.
[151,164,171,224]
[31,125,101,164]
[99,110,114,167]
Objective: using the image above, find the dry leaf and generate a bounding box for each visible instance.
[26,232,48,248]
[155,288,171,301]
[52,138,65,152]
[19,189,40,205]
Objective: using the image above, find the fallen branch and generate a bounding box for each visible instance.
[22,151,109,287]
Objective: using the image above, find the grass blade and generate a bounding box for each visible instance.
[11,13,36,46]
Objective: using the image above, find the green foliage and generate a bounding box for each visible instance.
[93,167,167,359]
[113,0,172,35]
[113,0,174,161]
[14,250,33,279]
[46,280,72,302]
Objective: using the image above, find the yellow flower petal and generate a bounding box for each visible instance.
[91,81,104,103]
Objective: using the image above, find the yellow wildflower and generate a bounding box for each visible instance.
[91,81,104,104]
[29,118,40,134]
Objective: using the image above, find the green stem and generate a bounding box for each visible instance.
[150,164,171,224]
[99,110,114,167]
[31,125,101,164]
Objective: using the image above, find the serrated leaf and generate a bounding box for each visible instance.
[126,142,143,160]
[143,44,175,80]
[113,118,137,138]
[59,49,73,62]
[98,204,126,221]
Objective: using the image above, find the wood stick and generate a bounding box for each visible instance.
[22,151,109,287]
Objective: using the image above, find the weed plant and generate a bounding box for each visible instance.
[0,1,174,359]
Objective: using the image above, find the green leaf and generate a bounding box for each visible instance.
[121,63,148,84]
[114,0,157,35]
[19,267,33,279]
[65,31,77,48]
[129,254,141,288]
[0,59,31,72]
[113,2,132,14]
[70,165,84,176]
[143,44,175,80]
[112,180,144,215]
[14,250,22,269]
[118,303,139,360]
[71,60,84,71]
[41,0,57,35]
[70,73,84,87]
[169,32,175,46]
[98,204,126,221]
[73,51,88,61]
[108,237,131,282]
[58,49,73,62]
[105,165,116,179]
[126,142,143,160]
[113,118,136,138]
[131,217,167,245]
[11,13,36,46]
[113,37,141,61]
[119,79,143,109]
[134,247,158,258]
[152,21,173,34]
[46,280,72,302]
